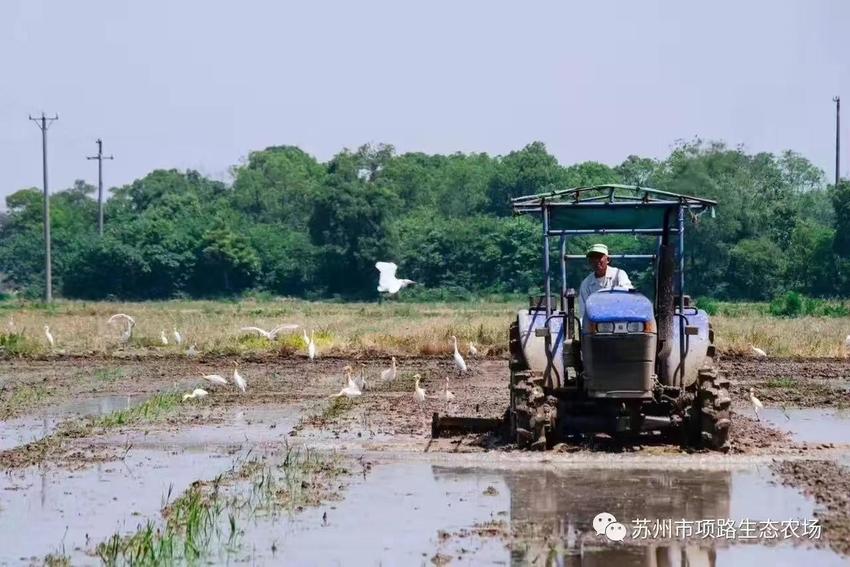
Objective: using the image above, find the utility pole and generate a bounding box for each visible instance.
[87,138,114,236]
[835,96,841,188]
[28,112,59,303]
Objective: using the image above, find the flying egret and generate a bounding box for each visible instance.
[160,330,169,345]
[232,362,247,393]
[468,342,479,357]
[750,345,767,358]
[182,388,209,401]
[203,374,228,386]
[308,330,317,360]
[748,388,764,420]
[240,324,300,340]
[44,325,55,348]
[414,374,426,403]
[451,336,467,373]
[375,262,416,295]
[108,313,136,343]
[380,357,397,381]
[844,335,850,359]
[173,327,183,345]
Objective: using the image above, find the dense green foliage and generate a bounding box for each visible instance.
[1,140,847,301]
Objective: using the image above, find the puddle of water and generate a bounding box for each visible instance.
[0,395,147,453]
[759,407,850,444]
[100,406,299,449]
[0,448,240,563]
[0,406,300,563]
[54,394,143,418]
[219,462,839,566]
[0,415,60,452]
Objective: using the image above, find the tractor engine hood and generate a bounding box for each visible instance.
[583,289,655,329]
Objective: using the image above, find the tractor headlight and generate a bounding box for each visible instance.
[626,322,644,333]
[596,322,614,334]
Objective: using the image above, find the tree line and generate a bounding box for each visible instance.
[1,139,848,302]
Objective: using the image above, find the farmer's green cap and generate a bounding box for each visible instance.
[586,243,609,257]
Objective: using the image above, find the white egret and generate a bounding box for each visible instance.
[354,368,367,392]
[308,330,317,360]
[302,328,310,347]
[182,388,209,401]
[414,374,426,403]
[443,377,455,403]
[468,342,479,357]
[750,345,767,358]
[375,262,416,295]
[333,383,362,398]
[844,335,850,358]
[343,366,359,390]
[451,336,467,373]
[186,344,198,357]
[380,357,397,381]
[44,325,55,348]
[173,327,183,345]
[232,362,247,393]
[748,388,764,420]
[240,324,299,340]
[160,330,169,345]
[203,374,228,386]
[108,313,136,343]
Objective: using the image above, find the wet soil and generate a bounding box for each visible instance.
[3,355,850,561]
[774,460,850,556]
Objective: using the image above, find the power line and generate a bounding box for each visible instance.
[87,138,114,236]
[28,112,59,303]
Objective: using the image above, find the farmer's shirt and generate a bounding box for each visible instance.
[578,266,632,318]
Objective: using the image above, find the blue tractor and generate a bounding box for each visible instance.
[505,185,730,451]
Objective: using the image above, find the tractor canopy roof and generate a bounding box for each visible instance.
[511,184,716,232]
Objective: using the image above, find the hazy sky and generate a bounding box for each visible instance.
[1,1,848,206]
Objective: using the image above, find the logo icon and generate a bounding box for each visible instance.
[593,512,627,542]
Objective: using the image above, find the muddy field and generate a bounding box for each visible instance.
[1,354,850,565]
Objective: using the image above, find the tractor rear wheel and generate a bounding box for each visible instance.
[695,367,731,451]
[511,369,557,450]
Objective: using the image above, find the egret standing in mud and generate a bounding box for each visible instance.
[44,325,55,348]
[308,330,317,360]
[173,327,183,345]
[750,344,767,358]
[749,388,764,420]
[160,330,168,345]
[182,388,209,401]
[414,374,426,403]
[233,362,247,393]
[468,342,479,357]
[451,336,467,374]
[203,374,228,386]
[380,357,397,381]
[442,377,455,412]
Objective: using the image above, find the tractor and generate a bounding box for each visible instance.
[433,184,732,451]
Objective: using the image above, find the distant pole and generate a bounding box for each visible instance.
[835,96,841,188]
[87,138,114,236]
[28,112,59,303]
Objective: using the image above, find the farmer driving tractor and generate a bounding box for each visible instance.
[577,243,632,317]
